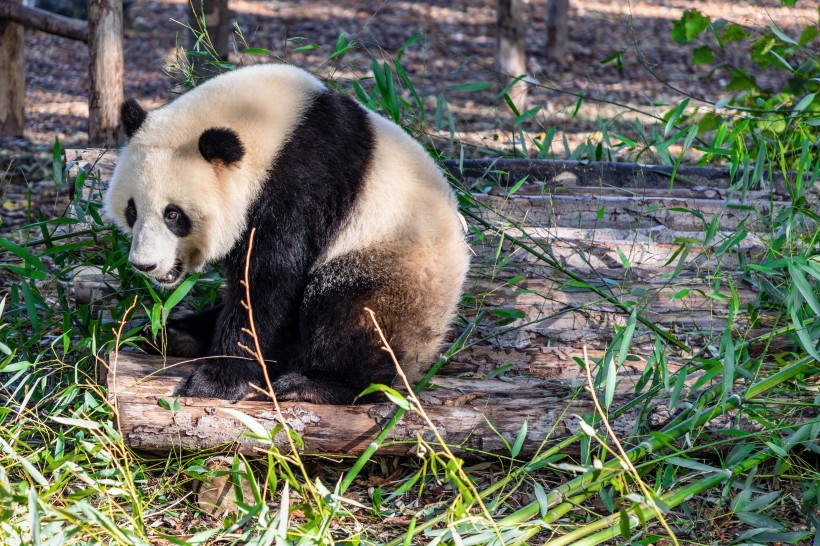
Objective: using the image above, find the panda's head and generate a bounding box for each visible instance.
[104,98,248,289]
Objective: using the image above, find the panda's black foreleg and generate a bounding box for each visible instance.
[175,356,265,401]
[173,293,298,401]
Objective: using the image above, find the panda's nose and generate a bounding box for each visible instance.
[130,260,157,273]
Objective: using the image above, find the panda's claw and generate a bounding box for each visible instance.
[273,372,360,405]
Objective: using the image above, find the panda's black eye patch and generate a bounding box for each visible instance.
[125,198,137,228]
[164,204,191,237]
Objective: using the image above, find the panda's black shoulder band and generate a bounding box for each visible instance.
[121,98,148,138]
[199,128,246,165]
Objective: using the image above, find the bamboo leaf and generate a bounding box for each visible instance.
[511,419,528,458]
[447,81,493,92]
[769,23,798,45]
[532,480,548,518]
[220,408,271,440]
[358,384,410,410]
[789,263,820,316]
[163,274,200,322]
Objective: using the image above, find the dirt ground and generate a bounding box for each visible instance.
[1,0,816,226]
[13,0,820,145]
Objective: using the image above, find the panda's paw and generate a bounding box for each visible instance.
[175,363,259,401]
[273,372,356,405]
[164,324,206,358]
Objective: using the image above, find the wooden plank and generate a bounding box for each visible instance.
[444,345,683,380]
[471,227,761,278]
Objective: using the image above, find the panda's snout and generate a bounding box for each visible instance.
[130,260,157,273]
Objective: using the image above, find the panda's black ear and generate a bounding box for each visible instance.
[121,98,147,138]
[198,128,245,165]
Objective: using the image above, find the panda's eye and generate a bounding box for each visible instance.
[125,198,137,228]
[164,204,192,237]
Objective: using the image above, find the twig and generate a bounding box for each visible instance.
[103,295,139,440]
[238,228,275,397]
[582,346,680,546]
[236,227,312,498]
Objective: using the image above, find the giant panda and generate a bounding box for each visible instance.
[104,64,470,404]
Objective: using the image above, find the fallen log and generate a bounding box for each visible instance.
[107,353,654,457]
[442,159,793,197]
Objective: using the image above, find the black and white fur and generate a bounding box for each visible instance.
[104,64,470,404]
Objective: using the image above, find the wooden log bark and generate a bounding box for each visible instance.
[87,0,123,146]
[496,0,527,111]
[0,0,24,137]
[545,0,569,60]
[108,353,651,457]
[0,1,88,41]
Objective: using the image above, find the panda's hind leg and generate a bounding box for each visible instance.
[274,248,439,404]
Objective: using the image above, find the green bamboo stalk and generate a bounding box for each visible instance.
[382,346,756,545]
[382,434,581,546]
[497,354,816,531]
[382,375,677,546]
[744,354,817,399]
[544,424,813,546]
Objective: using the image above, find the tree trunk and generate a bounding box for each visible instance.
[545,0,569,60]
[0,0,25,138]
[496,0,527,112]
[87,0,123,146]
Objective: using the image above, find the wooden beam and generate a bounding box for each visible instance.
[442,159,792,197]
[0,1,88,42]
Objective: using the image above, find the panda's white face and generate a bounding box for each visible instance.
[104,64,328,288]
[105,146,221,289]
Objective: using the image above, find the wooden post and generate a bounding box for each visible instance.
[88,0,123,146]
[496,0,527,112]
[0,0,24,138]
[546,0,569,60]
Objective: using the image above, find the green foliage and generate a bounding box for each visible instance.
[670,3,820,168]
